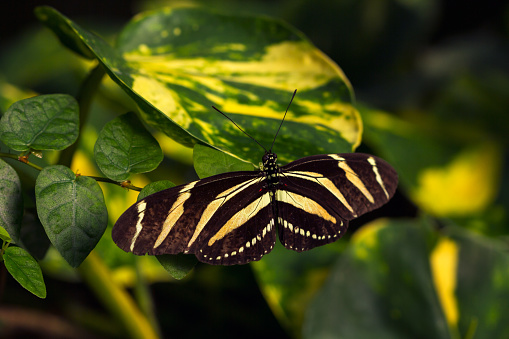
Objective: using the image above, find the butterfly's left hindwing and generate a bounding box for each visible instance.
[112,171,276,265]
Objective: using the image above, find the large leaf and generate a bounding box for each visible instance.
[252,241,344,338]
[0,94,79,151]
[4,246,46,298]
[0,159,23,243]
[303,217,509,339]
[94,112,164,181]
[304,218,448,339]
[36,6,361,165]
[35,165,108,267]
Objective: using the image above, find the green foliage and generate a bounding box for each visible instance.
[156,254,198,280]
[0,2,507,339]
[34,6,360,165]
[0,226,11,243]
[193,143,254,178]
[0,94,78,151]
[137,180,175,201]
[0,159,23,243]
[94,112,163,181]
[3,246,46,298]
[35,165,108,267]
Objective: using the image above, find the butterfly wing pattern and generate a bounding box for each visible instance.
[112,152,397,265]
[276,153,398,252]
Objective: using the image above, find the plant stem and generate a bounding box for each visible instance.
[0,153,44,171]
[77,250,159,339]
[86,176,142,191]
[58,63,105,167]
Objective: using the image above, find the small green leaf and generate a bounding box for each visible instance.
[94,112,163,181]
[156,253,198,280]
[0,159,23,243]
[138,180,175,201]
[35,165,108,267]
[0,94,79,151]
[4,246,46,298]
[0,226,11,243]
[193,144,255,178]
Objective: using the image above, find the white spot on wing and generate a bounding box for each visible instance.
[368,157,390,199]
[130,201,146,252]
[329,154,375,204]
[154,181,198,249]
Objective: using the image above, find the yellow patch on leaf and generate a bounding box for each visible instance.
[351,219,388,259]
[412,142,501,216]
[430,237,459,329]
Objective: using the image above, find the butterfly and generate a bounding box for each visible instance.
[112,91,398,265]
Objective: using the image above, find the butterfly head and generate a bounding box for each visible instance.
[262,152,278,172]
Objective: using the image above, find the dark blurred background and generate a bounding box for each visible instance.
[0,1,508,338]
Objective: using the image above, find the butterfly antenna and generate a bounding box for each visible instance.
[270,89,297,152]
[212,106,268,153]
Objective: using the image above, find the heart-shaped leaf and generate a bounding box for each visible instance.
[94,112,163,181]
[35,165,108,267]
[0,94,78,151]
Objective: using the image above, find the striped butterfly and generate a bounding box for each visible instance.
[112,91,398,265]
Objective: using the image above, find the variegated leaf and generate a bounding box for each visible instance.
[36,6,362,165]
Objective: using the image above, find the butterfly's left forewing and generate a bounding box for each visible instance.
[112,171,277,265]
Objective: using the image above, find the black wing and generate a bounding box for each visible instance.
[112,171,277,265]
[276,153,398,252]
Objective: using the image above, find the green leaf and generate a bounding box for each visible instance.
[34,7,95,59]
[252,242,344,338]
[0,94,79,151]
[156,253,198,280]
[0,159,23,243]
[36,6,360,165]
[446,226,509,338]
[35,165,108,267]
[361,107,502,219]
[193,143,255,178]
[94,112,163,181]
[4,246,46,298]
[304,218,450,339]
[0,226,11,243]
[138,180,175,201]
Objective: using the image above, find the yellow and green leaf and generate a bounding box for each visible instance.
[36,6,361,165]
[303,217,509,339]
